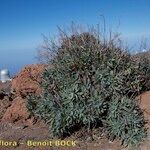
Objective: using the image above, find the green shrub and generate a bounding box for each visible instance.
[133,51,150,92]
[27,27,148,146]
[107,95,147,146]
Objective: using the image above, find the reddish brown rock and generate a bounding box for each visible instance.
[139,91,150,127]
[0,96,12,121]
[11,64,46,97]
[1,64,47,125]
[0,82,12,121]
[1,97,30,123]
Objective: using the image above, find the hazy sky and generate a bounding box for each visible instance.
[0,0,150,75]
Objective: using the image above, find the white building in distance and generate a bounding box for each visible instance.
[0,69,12,83]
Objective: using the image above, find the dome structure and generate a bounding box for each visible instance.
[0,69,12,83]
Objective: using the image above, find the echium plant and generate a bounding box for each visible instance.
[27,25,148,146]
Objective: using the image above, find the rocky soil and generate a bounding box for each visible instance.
[0,64,150,150]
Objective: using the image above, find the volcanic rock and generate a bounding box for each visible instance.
[1,96,30,123]
[11,64,46,97]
